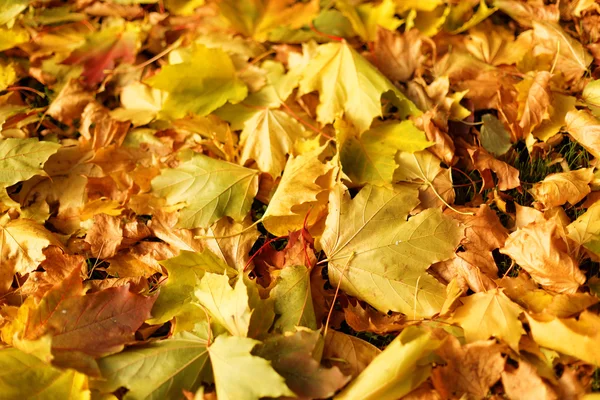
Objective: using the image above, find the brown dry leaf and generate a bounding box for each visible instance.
[494,0,559,27]
[202,216,260,270]
[0,216,61,294]
[369,27,425,82]
[431,255,497,293]
[149,211,204,254]
[467,145,520,191]
[401,382,442,400]
[530,168,594,209]
[343,301,405,335]
[323,330,381,378]
[501,219,585,294]
[516,71,553,135]
[47,80,95,126]
[465,21,532,66]
[432,336,506,399]
[20,246,86,299]
[80,102,131,150]
[565,109,600,158]
[412,110,455,166]
[449,205,509,272]
[502,360,559,400]
[85,214,123,259]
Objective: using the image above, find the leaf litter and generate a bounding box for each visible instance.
[1,0,600,399]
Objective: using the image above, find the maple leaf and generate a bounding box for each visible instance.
[202,216,261,270]
[219,0,319,41]
[111,81,165,126]
[466,144,520,191]
[321,184,463,317]
[21,269,157,367]
[566,109,600,159]
[238,108,306,177]
[369,28,425,82]
[336,0,401,42]
[148,250,237,326]
[299,40,419,133]
[582,79,600,118]
[62,23,138,86]
[338,119,433,186]
[465,20,532,66]
[526,311,600,366]
[394,150,455,210]
[502,360,559,400]
[0,138,60,192]
[323,330,381,378]
[254,329,350,399]
[145,44,248,119]
[501,274,599,318]
[272,265,317,332]
[0,347,90,399]
[208,335,294,400]
[532,21,592,82]
[95,331,210,399]
[152,151,259,229]
[195,273,274,338]
[447,289,525,352]
[495,0,559,27]
[516,71,553,135]
[567,201,600,258]
[262,145,334,236]
[344,301,406,334]
[530,168,594,209]
[336,326,441,400]
[502,219,585,294]
[533,93,576,142]
[0,215,61,293]
[432,336,506,399]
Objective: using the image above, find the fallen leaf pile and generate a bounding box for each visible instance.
[2,0,600,399]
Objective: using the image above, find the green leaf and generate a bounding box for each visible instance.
[145,45,248,119]
[148,250,238,325]
[338,120,432,185]
[194,273,275,338]
[480,114,512,157]
[0,347,89,399]
[335,326,441,400]
[152,152,259,228]
[208,335,294,400]
[320,184,463,317]
[0,138,61,189]
[94,332,210,400]
[299,41,419,133]
[195,273,253,337]
[272,265,317,332]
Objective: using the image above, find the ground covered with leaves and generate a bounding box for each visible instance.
[2,0,600,399]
